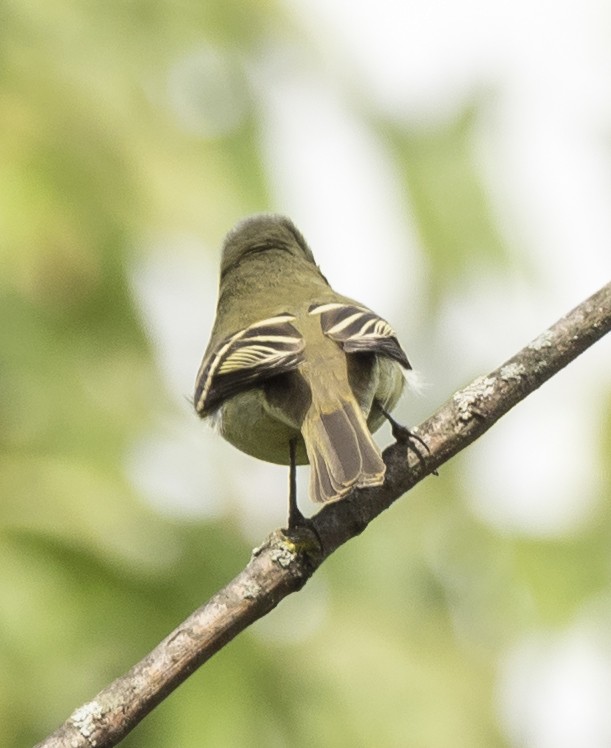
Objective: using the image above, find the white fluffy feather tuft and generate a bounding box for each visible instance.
[402,368,429,396]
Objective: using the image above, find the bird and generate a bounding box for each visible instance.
[194,214,412,527]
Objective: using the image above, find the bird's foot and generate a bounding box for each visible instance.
[381,408,438,475]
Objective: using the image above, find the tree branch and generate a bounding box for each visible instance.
[36,282,611,748]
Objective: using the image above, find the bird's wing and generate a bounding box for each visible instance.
[195,313,305,416]
[309,302,411,369]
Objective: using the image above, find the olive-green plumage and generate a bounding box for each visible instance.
[195,214,410,508]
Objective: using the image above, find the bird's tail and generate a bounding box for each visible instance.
[301,397,386,503]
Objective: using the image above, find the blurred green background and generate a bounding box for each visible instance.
[2,1,611,747]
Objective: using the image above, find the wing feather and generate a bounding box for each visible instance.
[195,314,305,416]
[309,302,411,369]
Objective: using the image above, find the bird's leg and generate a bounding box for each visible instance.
[380,407,437,475]
[288,438,306,529]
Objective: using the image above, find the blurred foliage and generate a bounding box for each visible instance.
[381,102,511,304]
[1,2,610,748]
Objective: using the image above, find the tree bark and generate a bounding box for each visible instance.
[36,281,611,748]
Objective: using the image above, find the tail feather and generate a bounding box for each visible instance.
[301,399,386,503]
